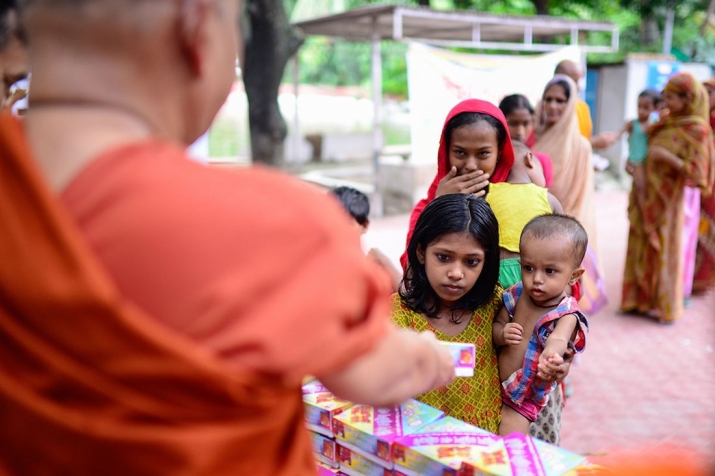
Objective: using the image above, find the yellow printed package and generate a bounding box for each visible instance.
[333,399,444,469]
[302,380,353,437]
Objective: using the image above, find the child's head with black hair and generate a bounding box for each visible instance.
[331,186,370,232]
[499,94,535,144]
[637,89,661,122]
[519,214,587,306]
[400,193,500,322]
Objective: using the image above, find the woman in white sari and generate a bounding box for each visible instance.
[534,75,597,246]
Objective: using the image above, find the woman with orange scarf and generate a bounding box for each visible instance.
[693,78,715,294]
[621,73,715,322]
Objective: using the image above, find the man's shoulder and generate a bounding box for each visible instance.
[79,141,332,205]
[576,98,590,111]
[64,141,351,242]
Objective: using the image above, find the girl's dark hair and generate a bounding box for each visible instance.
[444,112,507,155]
[544,79,571,101]
[498,94,534,117]
[400,194,500,320]
[639,88,662,107]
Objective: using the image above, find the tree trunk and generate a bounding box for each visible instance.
[453,0,474,8]
[243,0,304,166]
[531,0,549,15]
[641,16,660,46]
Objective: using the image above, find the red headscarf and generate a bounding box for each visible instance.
[401,99,515,269]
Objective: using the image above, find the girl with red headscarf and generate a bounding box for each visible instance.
[400,99,515,269]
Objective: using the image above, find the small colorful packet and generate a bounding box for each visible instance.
[309,431,339,469]
[315,461,342,475]
[338,444,395,476]
[460,433,587,476]
[391,416,501,476]
[333,399,444,469]
[302,380,353,437]
[440,342,476,377]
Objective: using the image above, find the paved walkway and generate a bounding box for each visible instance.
[364,190,715,468]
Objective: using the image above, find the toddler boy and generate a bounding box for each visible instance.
[492,214,589,436]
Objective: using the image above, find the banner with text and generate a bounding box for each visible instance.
[406,43,582,165]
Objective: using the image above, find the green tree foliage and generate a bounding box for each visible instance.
[285,0,715,96]
[292,38,408,97]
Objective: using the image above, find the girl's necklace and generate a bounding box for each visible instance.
[427,308,469,325]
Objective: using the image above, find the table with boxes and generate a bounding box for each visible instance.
[302,342,604,476]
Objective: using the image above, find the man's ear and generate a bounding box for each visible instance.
[179,0,212,77]
[416,244,426,265]
[569,267,586,286]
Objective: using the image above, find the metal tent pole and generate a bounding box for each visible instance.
[292,54,300,168]
[371,17,384,217]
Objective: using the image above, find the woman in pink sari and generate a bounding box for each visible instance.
[693,78,715,294]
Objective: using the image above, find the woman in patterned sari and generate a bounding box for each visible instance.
[693,78,715,294]
[621,72,715,322]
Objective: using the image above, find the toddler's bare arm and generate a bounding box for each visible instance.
[539,313,578,371]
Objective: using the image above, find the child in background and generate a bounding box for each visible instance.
[331,186,402,291]
[486,141,563,289]
[392,193,503,432]
[493,215,589,436]
[499,94,554,188]
[620,89,661,211]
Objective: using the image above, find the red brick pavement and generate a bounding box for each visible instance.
[559,191,715,468]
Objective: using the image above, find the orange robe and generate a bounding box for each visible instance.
[576,99,593,139]
[0,115,390,475]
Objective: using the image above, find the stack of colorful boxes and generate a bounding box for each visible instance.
[390,416,502,475]
[459,433,587,475]
[302,361,600,475]
[303,379,353,474]
[333,399,444,476]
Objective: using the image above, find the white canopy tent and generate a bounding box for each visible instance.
[292,5,619,212]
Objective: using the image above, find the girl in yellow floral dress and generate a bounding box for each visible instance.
[391,193,503,432]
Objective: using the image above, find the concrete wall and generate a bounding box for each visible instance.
[379,156,436,216]
[595,64,628,172]
[681,63,712,82]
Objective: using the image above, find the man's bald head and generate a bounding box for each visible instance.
[554,60,583,85]
[21,0,243,146]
